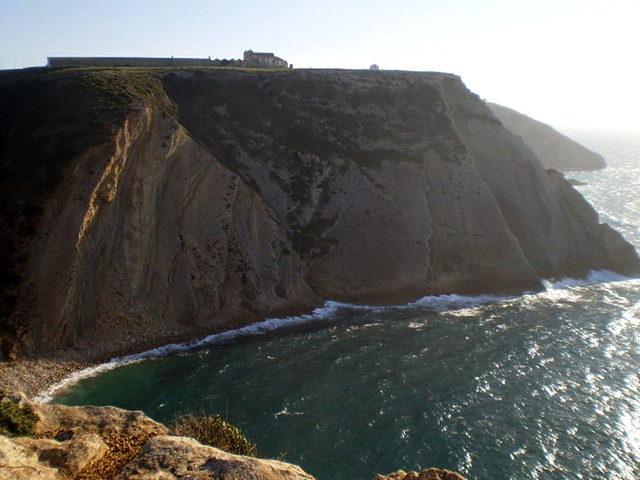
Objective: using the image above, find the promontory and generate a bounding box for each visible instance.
[488,102,606,171]
[1,67,638,362]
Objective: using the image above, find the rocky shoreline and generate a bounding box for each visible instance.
[0,324,227,399]
[0,359,90,400]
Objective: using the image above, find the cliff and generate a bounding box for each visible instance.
[1,67,638,359]
[487,102,606,171]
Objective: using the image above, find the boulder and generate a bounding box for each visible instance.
[117,435,315,480]
[375,468,467,480]
[10,430,107,477]
[0,435,59,480]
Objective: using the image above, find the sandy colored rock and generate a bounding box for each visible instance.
[375,471,409,480]
[1,398,317,480]
[375,468,467,480]
[30,402,168,439]
[117,435,315,480]
[0,435,60,480]
[0,397,168,478]
[12,430,107,477]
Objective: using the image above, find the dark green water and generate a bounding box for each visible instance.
[50,131,640,480]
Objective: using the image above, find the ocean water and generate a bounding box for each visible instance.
[50,130,640,480]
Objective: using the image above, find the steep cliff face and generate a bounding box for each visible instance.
[163,70,542,301]
[1,68,638,358]
[16,106,318,356]
[487,102,606,171]
[442,81,616,279]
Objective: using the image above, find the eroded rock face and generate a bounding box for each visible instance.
[0,396,166,479]
[30,402,168,439]
[15,106,319,356]
[487,102,606,171]
[1,68,638,358]
[546,169,640,276]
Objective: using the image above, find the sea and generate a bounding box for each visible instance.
[48,129,640,480]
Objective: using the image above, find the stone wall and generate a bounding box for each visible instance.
[47,57,220,68]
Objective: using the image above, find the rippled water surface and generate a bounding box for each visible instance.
[53,130,640,480]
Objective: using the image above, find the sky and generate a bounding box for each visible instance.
[2,0,639,132]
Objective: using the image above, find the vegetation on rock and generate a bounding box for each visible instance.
[0,389,38,437]
[169,411,258,456]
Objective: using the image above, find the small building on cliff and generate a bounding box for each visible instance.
[243,50,288,68]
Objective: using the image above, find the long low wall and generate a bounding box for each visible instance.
[47,57,221,68]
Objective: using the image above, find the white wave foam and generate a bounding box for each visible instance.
[36,361,134,404]
[542,270,633,291]
[586,270,634,284]
[534,270,636,304]
[37,303,343,403]
[408,292,507,312]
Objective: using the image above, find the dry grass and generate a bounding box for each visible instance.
[169,412,257,457]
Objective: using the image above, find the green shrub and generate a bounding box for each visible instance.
[0,389,38,437]
[169,412,257,456]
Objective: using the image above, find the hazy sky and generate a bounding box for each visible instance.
[2,0,639,131]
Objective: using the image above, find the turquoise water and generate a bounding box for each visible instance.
[51,131,640,480]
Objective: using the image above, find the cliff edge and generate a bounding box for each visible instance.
[1,67,638,360]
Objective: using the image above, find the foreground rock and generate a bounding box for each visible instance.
[1,68,638,360]
[375,469,467,480]
[488,102,606,171]
[0,395,472,480]
[118,435,315,480]
[0,396,315,480]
